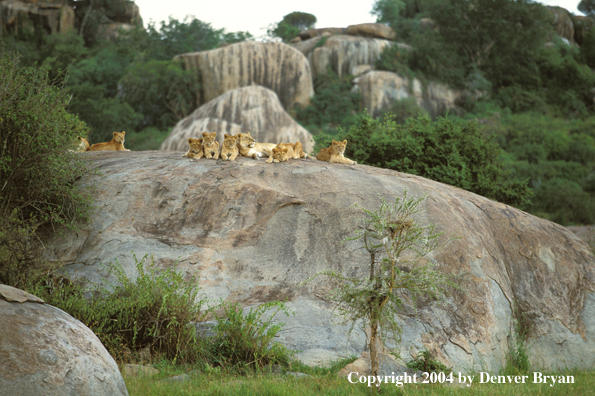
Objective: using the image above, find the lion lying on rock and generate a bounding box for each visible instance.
[316,140,356,165]
[87,131,130,152]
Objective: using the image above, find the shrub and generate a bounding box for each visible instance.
[203,300,295,371]
[407,348,450,373]
[28,254,206,363]
[0,49,90,228]
[321,112,533,207]
[296,66,362,132]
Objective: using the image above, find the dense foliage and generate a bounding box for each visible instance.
[318,112,533,207]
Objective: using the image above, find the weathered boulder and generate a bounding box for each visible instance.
[0,285,128,396]
[346,23,396,40]
[0,0,74,35]
[159,85,314,153]
[293,35,397,78]
[43,151,595,372]
[175,41,313,110]
[298,27,347,40]
[547,6,574,44]
[573,15,595,46]
[353,70,461,117]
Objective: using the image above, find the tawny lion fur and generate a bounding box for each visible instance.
[316,139,356,165]
[87,131,130,151]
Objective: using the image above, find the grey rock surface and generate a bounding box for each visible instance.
[159,86,314,153]
[43,151,595,372]
[0,287,128,396]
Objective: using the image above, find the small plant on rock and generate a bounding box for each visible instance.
[305,191,460,387]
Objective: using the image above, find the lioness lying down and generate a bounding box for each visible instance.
[236,132,276,160]
[266,142,308,163]
[182,138,204,160]
[87,131,130,151]
[316,140,356,165]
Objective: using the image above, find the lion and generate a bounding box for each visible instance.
[220,133,239,161]
[202,132,220,159]
[75,137,90,152]
[316,140,356,165]
[266,142,309,163]
[87,131,130,152]
[236,132,276,160]
[182,138,204,160]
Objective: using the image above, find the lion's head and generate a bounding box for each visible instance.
[223,133,238,149]
[237,132,256,149]
[331,140,347,155]
[77,136,90,151]
[202,132,217,146]
[187,138,203,153]
[271,144,289,162]
[113,131,125,143]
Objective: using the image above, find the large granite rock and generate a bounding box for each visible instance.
[0,285,128,396]
[353,70,461,117]
[293,35,396,78]
[43,151,595,372]
[175,41,313,110]
[547,6,574,44]
[0,0,74,35]
[159,85,314,153]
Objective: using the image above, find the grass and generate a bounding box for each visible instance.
[123,362,595,396]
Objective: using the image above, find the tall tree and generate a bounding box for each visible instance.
[268,12,317,42]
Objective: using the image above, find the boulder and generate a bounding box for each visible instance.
[0,0,74,35]
[159,85,314,153]
[346,23,396,40]
[573,15,595,46]
[293,35,396,78]
[298,27,348,40]
[0,285,128,396]
[547,6,574,43]
[175,41,313,110]
[43,152,595,373]
[353,70,461,117]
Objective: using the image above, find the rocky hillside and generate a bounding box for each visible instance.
[44,151,595,371]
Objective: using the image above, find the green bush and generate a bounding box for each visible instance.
[321,112,533,207]
[203,300,295,371]
[119,60,200,129]
[407,348,450,374]
[296,66,362,132]
[0,49,90,227]
[28,254,206,363]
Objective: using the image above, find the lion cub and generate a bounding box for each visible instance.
[75,137,90,152]
[182,138,204,160]
[220,133,239,161]
[202,132,220,159]
[237,132,276,160]
[266,142,308,163]
[87,131,130,151]
[316,140,356,165]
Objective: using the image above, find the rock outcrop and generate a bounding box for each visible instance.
[547,6,574,44]
[175,41,313,110]
[159,86,314,153]
[297,23,396,41]
[44,151,595,372]
[293,35,396,78]
[0,0,74,35]
[353,70,461,117]
[0,285,129,396]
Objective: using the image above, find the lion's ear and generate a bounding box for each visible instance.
[332,140,337,144]
[188,138,192,144]
[342,140,347,144]
[283,147,288,153]
[113,132,117,136]
[202,132,208,137]
[122,131,126,135]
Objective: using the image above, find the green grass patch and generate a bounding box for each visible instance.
[122,367,595,396]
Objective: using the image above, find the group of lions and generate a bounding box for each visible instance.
[75,130,357,165]
[183,132,357,165]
